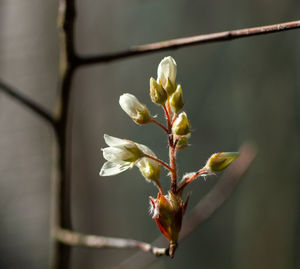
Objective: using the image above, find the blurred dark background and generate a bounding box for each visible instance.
[0,0,300,268]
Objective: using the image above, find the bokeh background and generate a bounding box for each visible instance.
[0,0,300,268]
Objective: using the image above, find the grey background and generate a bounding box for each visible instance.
[0,0,299,268]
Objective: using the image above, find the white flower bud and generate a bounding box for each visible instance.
[136,143,161,185]
[157,56,177,93]
[137,159,161,184]
[119,93,151,124]
[172,112,191,136]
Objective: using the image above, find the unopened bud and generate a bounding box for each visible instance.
[150,77,167,105]
[169,84,184,113]
[172,112,190,136]
[149,191,184,245]
[176,136,189,150]
[137,158,161,185]
[157,56,177,93]
[164,78,176,95]
[119,93,151,125]
[205,152,240,172]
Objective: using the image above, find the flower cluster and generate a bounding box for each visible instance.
[99,56,239,257]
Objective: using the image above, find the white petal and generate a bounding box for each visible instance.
[102,147,132,163]
[104,134,127,147]
[119,93,140,116]
[157,56,177,87]
[99,161,131,176]
[136,143,156,157]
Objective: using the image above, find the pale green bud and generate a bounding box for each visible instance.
[137,158,161,185]
[170,84,184,113]
[149,77,167,105]
[205,152,240,172]
[164,78,177,96]
[135,143,161,185]
[119,93,151,125]
[172,112,190,136]
[176,136,189,150]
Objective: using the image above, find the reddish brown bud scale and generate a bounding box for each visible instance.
[150,191,185,245]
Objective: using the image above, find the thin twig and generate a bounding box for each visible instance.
[144,154,173,172]
[177,167,207,193]
[151,119,169,134]
[162,104,171,132]
[115,142,256,268]
[0,80,56,126]
[55,228,168,256]
[77,20,300,65]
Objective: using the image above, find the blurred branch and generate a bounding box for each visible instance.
[116,142,257,268]
[52,0,77,268]
[55,228,168,256]
[0,80,56,126]
[77,20,300,65]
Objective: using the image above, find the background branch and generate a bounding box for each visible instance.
[0,80,56,126]
[52,0,77,268]
[76,20,300,65]
[55,228,168,256]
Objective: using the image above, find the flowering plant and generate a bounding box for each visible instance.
[100,56,239,257]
